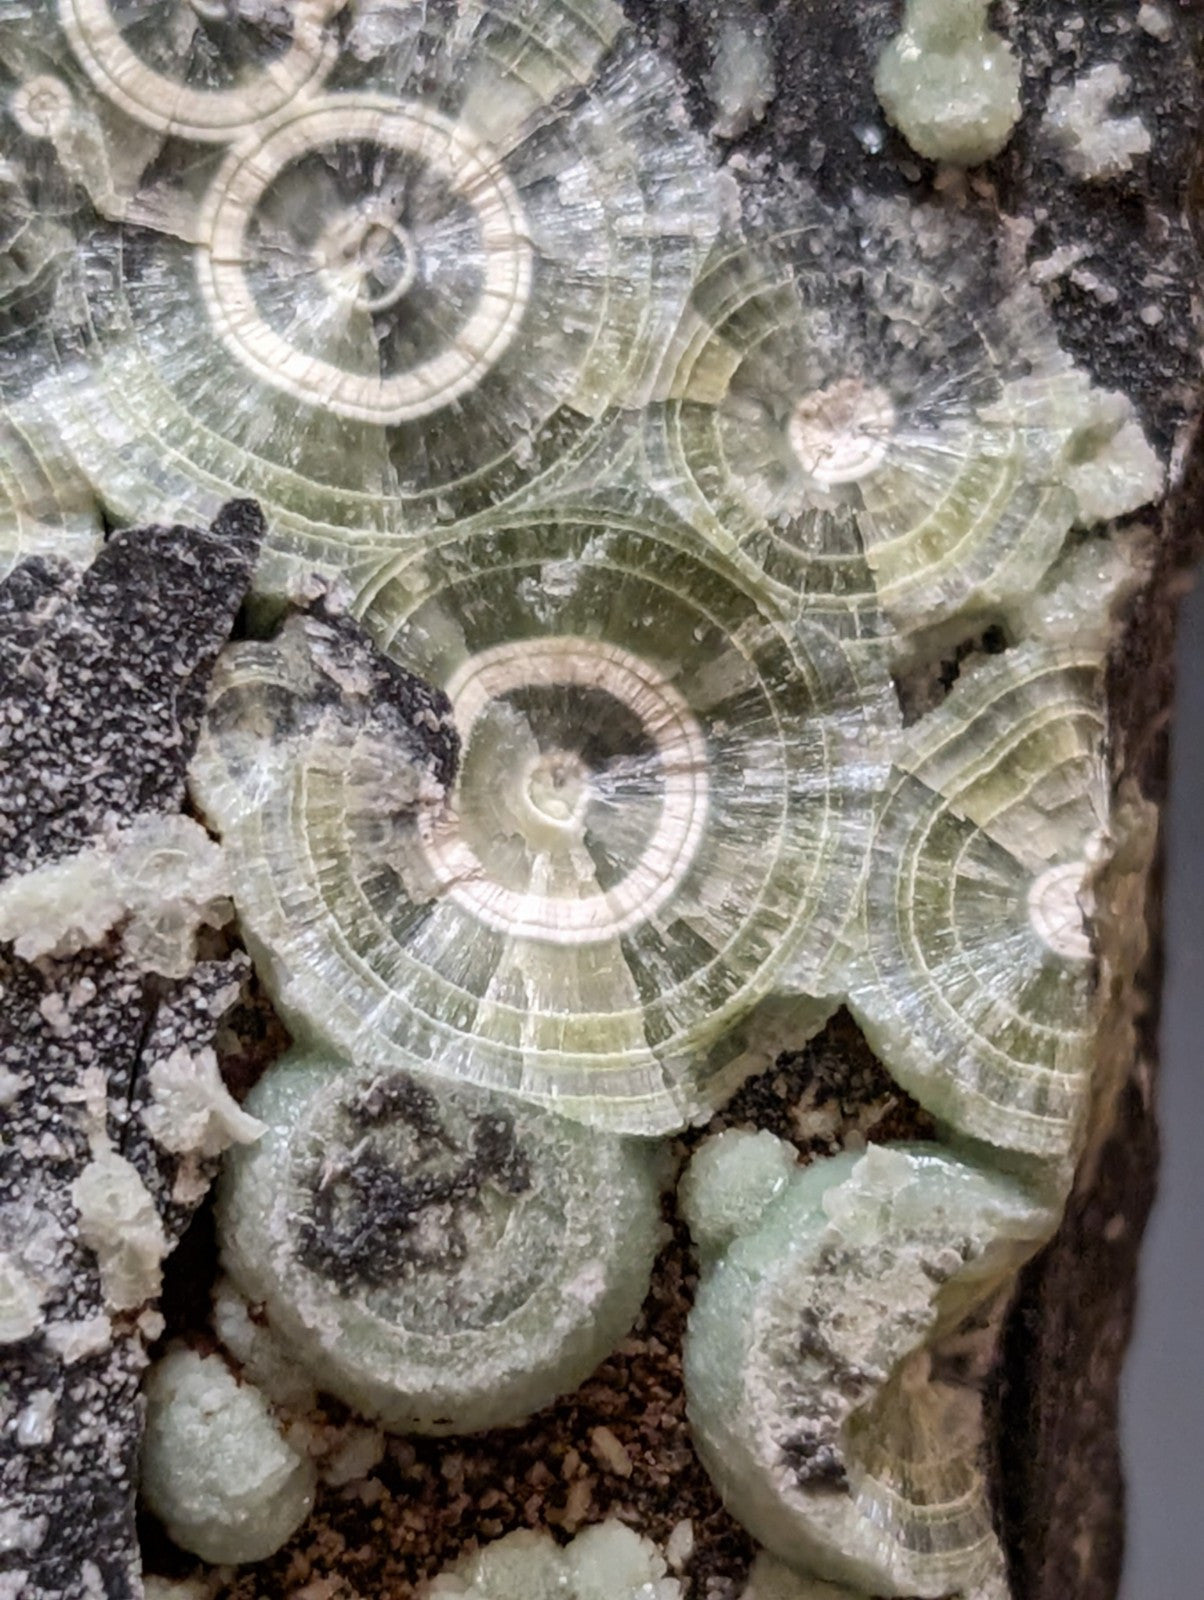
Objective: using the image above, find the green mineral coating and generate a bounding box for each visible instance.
[216,1050,666,1434]
[683,1141,1053,1597]
[139,1347,316,1566]
[874,0,1023,166]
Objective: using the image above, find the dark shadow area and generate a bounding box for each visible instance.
[1120,576,1204,1598]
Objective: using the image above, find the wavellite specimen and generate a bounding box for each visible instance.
[646,193,1160,641]
[192,505,896,1132]
[140,1346,317,1565]
[191,504,894,1131]
[0,0,720,594]
[847,640,1106,1163]
[681,1135,1053,1598]
[216,1049,665,1434]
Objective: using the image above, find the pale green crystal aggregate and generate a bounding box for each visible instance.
[425,1520,682,1600]
[645,194,1157,646]
[874,0,1022,166]
[217,1050,665,1434]
[739,1551,865,1600]
[677,1127,798,1260]
[2,0,721,598]
[683,1139,1053,1598]
[140,1347,317,1565]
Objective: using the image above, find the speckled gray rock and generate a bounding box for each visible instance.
[0,504,262,1600]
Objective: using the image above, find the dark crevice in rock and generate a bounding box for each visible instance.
[893,622,1013,727]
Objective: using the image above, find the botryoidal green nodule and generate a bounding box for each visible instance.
[424,1519,682,1600]
[681,1136,1053,1598]
[215,1049,666,1435]
[139,1346,317,1565]
[874,0,1023,167]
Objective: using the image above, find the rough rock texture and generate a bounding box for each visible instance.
[0,503,262,1600]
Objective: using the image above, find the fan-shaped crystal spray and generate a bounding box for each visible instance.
[0,0,720,595]
[681,1136,1053,1597]
[189,507,894,1132]
[847,641,1107,1161]
[647,193,1160,641]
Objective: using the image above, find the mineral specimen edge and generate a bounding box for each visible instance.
[0,1,1195,1598]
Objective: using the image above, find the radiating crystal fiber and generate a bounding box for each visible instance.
[191,512,894,1132]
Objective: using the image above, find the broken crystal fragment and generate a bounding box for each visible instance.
[683,1139,1053,1597]
[216,1050,665,1434]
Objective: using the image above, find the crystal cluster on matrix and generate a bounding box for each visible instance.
[0,2,1176,1598]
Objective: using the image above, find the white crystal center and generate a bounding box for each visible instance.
[789,378,896,486]
[196,96,533,424]
[1027,860,1092,961]
[421,637,709,945]
[314,209,418,313]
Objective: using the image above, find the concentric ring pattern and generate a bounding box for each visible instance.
[190,503,894,1133]
[2,0,721,593]
[646,196,1097,638]
[218,1050,665,1434]
[848,642,1107,1158]
[0,3,1153,1583]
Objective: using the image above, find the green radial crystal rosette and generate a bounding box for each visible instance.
[646,193,1134,639]
[189,502,894,1132]
[847,641,1107,1161]
[682,1137,1053,1598]
[0,0,720,594]
[216,1050,665,1434]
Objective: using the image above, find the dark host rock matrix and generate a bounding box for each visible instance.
[0,503,263,1599]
